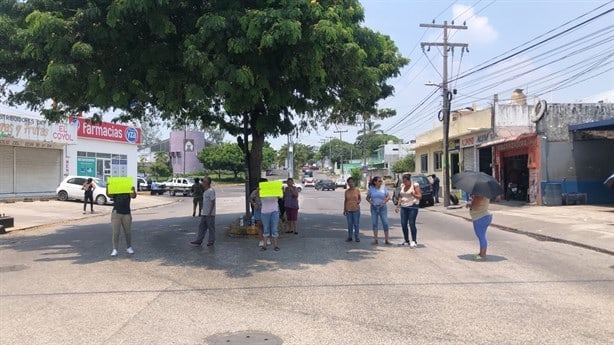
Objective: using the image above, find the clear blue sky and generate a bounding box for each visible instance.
[2,1,612,150]
[275,0,614,150]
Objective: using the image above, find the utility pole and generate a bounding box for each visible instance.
[333,129,348,176]
[287,133,294,179]
[420,21,468,207]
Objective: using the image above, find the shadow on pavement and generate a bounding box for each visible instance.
[457,254,507,262]
[0,211,383,279]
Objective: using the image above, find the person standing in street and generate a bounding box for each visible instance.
[431,174,440,203]
[343,177,361,242]
[395,174,422,247]
[283,178,300,235]
[468,194,492,260]
[106,184,137,257]
[249,179,271,248]
[261,194,280,251]
[82,178,96,214]
[366,176,391,245]
[191,177,204,217]
[191,176,216,247]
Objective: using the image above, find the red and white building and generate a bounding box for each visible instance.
[0,112,141,196]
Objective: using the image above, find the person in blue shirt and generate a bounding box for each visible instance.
[366,176,391,245]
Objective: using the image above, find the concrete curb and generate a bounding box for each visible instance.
[424,206,614,256]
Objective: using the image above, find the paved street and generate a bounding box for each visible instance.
[0,186,613,344]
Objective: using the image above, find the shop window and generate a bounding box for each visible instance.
[434,151,443,171]
[420,154,428,173]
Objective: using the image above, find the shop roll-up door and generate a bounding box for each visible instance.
[0,146,14,193]
[14,147,62,193]
[463,146,476,172]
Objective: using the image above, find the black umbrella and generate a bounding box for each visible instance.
[604,174,614,189]
[452,171,504,199]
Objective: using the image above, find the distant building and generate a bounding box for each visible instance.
[169,130,205,175]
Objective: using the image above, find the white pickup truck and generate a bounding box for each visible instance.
[165,177,196,196]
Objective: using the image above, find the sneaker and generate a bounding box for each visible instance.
[345,237,353,242]
[474,254,485,261]
[401,241,410,246]
[190,240,202,246]
[258,240,264,247]
[267,239,272,246]
[410,241,417,248]
[355,238,360,242]
[206,241,214,247]
[110,249,118,257]
[82,211,86,215]
[126,247,134,255]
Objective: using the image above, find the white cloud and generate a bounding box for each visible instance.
[452,4,498,44]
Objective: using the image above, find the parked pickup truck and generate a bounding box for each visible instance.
[165,177,196,196]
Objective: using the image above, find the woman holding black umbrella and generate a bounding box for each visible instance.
[468,194,492,260]
[452,171,502,260]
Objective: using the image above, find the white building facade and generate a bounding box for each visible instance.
[0,113,141,196]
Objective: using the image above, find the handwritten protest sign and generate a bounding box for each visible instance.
[259,180,283,198]
[107,177,134,194]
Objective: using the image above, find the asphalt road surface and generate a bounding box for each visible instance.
[0,185,612,345]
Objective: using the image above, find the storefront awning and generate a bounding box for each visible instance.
[568,118,614,131]
[477,133,534,148]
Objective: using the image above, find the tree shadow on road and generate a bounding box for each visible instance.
[0,209,389,280]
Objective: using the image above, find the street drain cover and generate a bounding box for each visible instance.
[206,331,282,344]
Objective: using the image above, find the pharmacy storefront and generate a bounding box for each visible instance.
[0,113,77,194]
[66,117,141,183]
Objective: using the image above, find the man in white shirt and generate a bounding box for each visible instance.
[191,176,216,247]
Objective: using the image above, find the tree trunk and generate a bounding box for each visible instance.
[249,131,264,193]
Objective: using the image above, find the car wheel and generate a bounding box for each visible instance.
[57,190,68,201]
[297,187,302,192]
[95,195,107,205]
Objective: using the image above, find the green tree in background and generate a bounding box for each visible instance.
[198,143,244,179]
[392,154,415,174]
[276,143,316,168]
[0,0,408,196]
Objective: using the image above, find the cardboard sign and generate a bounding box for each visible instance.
[259,180,283,198]
[107,177,134,194]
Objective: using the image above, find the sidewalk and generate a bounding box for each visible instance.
[1,194,613,255]
[0,193,179,232]
[425,200,614,255]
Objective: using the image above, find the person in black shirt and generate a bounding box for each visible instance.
[106,184,137,257]
[431,174,441,203]
[82,178,96,214]
[191,178,204,217]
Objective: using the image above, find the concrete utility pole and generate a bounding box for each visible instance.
[420,21,468,207]
[333,129,348,176]
[287,133,294,179]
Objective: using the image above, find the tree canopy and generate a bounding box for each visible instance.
[0,0,408,193]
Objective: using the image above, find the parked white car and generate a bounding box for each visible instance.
[56,176,112,205]
[336,177,347,189]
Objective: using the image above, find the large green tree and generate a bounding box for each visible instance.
[319,138,353,168]
[198,142,244,179]
[0,0,408,194]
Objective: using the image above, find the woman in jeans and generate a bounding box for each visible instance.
[468,194,492,260]
[366,176,391,245]
[343,177,361,242]
[395,174,422,248]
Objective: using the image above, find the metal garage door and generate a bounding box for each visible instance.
[463,146,476,172]
[0,146,14,193]
[14,147,62,193]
